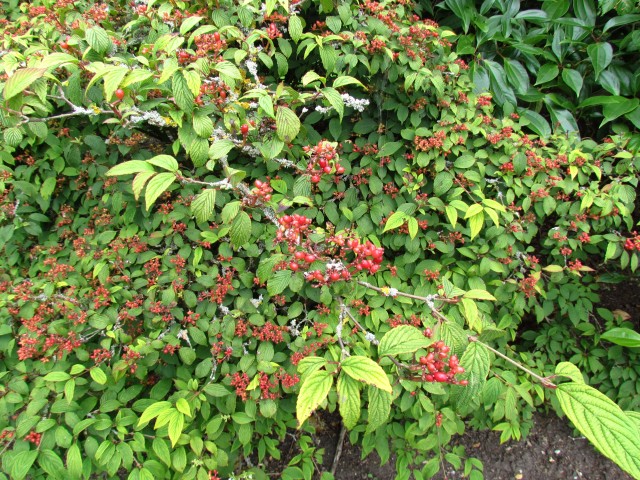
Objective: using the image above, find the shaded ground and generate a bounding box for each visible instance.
[260,411,632,479]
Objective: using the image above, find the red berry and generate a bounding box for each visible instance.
[240,124,249,136]
[311,175,321,183]
[433,372,449,382]
[61,41,69,50]
[419,356,429,365]
[214,32,221,42]
[114,89,125,100]
[336,165,345,174]
[289,262,299,271]
[329,272,341,282]
[305,254,316,263]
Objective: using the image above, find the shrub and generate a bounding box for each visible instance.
[1,0,640,479]
[431,0,640,146]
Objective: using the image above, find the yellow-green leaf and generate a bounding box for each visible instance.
[341,356,391,393]
[276,106,301,142]
[145,172,176,211]
[379,325,432,357]
[297,369,333,426]
[337,373,361,429]
[4,68,46,100]
[557,381,640,478]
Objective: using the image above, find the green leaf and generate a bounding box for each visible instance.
[289,15,303,42]
[378,325,433,357]
[276,106,301,142]
[445,205,458,227]
[4,68,46,100]
[341,356,391,393]
[366,386,391,433]
[555,362,585,384]
[193,113,214,138]
[297,356,329,378]
[602,98,639,126]
[90,367,107,385]
[107,160,155,177]
[603,14,640,31]
[122,69,154,88]
[191,189,216,223]
[378,141,403,157]
[601,327,640,348]
[451,342,490,409]
[176,398,191,417]
[11,450,39,480]
[86,26,112,54]
[467,211,484,240]
[66,444,82,479]
[503,58,529,94]
[147,155,179,172]
[145,172,176,211]
[383,211,407,232]
[39,176,55,201]
[209,139,236,160]
[4,127,23,147]
[230,211,252,247]
[407,217,418,239]
[337,373,361,429]
[535,63,559,85]
[180,15,203,35]
[168,410,185,447]
[459,298,480,331]
[297,369,333,426]
[561,68,583,97]
[132,172,155,201]
[322,87,344,121]
[152,438,171,467]
[173,71,194,113]
[433,171,454,196]
[587,43,613,79]
[38,450,65,479]
[520,109,551,137]
[463,289,496,301]
[138,401,172,426]
[464,203,483,219]
[557,382,640,478]
[333,75,366,89]
[202,384,231,397]
[267,269,292,295]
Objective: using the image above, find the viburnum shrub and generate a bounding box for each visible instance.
[1,0,640,479]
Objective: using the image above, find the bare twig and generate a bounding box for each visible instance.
[330,423,347,477]
[469,336,557,388]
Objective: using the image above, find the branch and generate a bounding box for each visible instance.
[469,336,557,389]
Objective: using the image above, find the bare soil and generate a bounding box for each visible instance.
[258,410,632,480]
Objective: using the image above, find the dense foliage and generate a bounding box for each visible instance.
[1,0,639,479]
[430,0,640,146]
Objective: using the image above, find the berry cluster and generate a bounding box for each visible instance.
[624,232,640,251]
[25,431,42,445]
[276,214,313,247]
[245,179,272,206]
[292,238,384,285]
[417,341,467,385]
[303,141,345,183]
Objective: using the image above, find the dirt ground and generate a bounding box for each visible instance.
[259,410,633,480]
[306,412,632,480]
